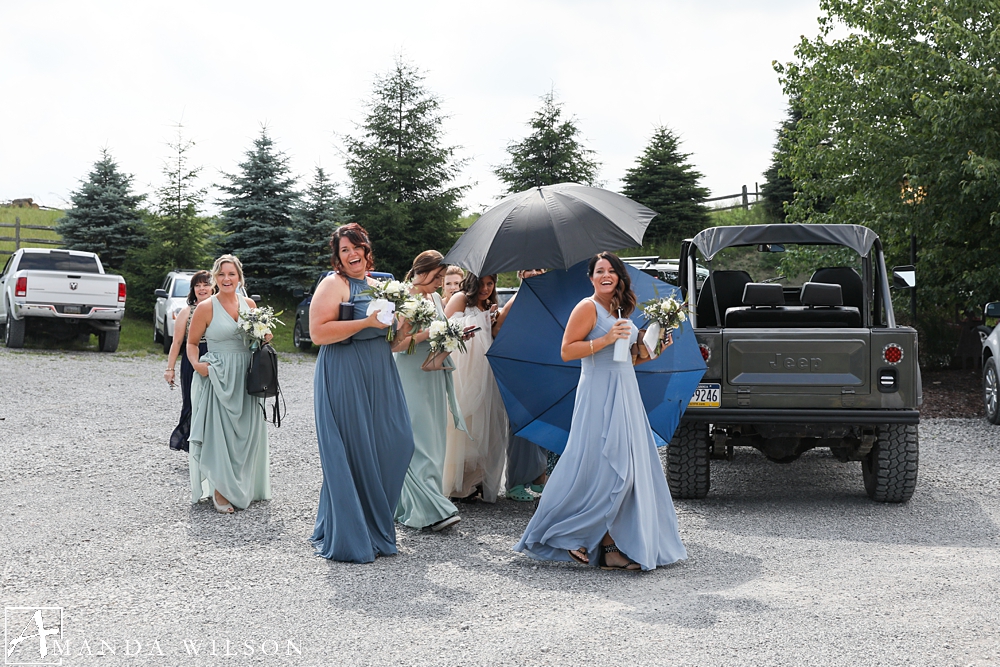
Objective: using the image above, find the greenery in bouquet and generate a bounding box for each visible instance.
[238,306,284,350]
[639,296,686,355]
[360,278,413,342]
[399,296,439,354]
[426,318,468,356]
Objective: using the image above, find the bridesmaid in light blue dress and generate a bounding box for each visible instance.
[187,255,271,513]
[309,224,415,563]
[392,250,465,531]
[514,252,686,571]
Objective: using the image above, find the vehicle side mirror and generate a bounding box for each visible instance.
[292,289,305,299]
[892,265,916,289]
[154,289,168,299]
[756,243,785,253]
[985,302,1000,319]
[250,294,262,302]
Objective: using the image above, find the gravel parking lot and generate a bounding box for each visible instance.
[2,348,999,666]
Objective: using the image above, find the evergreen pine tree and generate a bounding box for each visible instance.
[344,57,467,278]
[56,148,146,270]
[621,126,709,242]
[760,105,802,222]
[494,91,600,194]
[217,127,301,294]
[296,166,346,273]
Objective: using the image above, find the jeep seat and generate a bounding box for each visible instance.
[809,267,864,312]
[697,270,752,327]
[725,281,862,328]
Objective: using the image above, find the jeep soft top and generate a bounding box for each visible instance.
[670,223,921,502]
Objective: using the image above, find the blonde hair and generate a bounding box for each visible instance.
[211,254,245,290]
[445,265,465,278]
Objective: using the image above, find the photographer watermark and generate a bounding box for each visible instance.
[5,607,63,666]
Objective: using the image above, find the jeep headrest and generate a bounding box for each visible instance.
[800,281,843,307]
[742,283,784,307]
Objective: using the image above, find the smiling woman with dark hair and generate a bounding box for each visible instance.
[164,270,213,452]
[514,251,686,571]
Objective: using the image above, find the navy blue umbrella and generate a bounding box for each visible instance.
[487,261,706,454]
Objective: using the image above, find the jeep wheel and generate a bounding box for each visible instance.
[293,319,311,351]
[984,358,1000,424]
[862,423,918,503]
[162,317,172,354]
[667,421,711,499]
[5,311,25,348]
[99,329,120,353]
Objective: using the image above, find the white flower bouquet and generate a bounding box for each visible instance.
[360,279,412,342]
[398,295,439,354]
[639,296,686,357]
[238,306,284,350]
[422,318,468,371]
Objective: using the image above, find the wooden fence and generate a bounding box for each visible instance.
[704,184,762,211]
[0,217,62,255]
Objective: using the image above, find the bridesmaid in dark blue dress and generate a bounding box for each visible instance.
[309,223,416,563]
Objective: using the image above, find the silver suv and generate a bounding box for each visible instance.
[153,270,198,354]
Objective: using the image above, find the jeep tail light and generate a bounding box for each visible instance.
[118,282,127,303]
[14,277,27,297]
[699,343,711,363]
[883,343,903,365]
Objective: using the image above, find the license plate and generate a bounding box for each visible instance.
[689,383,721,408]
[63,305,81,314]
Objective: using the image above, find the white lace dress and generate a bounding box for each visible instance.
[443,306,509,502]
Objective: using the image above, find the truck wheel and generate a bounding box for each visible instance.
[4,311,25,348]
[293,319,311,351]
[667,421,711,499]
[162,317,172,354]
[984,358,1000,424]
[99,329,120,353]
[862,423,918,503]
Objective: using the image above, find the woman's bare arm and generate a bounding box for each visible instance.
[309,275,388,346]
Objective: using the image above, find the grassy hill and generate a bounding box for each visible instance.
[0,206,63,256]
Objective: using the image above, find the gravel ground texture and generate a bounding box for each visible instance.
[1,348,999,667]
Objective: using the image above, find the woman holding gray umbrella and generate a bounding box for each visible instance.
[514,252,686,571]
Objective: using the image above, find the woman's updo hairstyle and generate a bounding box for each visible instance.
[210,255,245,292]
[405,250,445,282]
[587,251,636,317]
[330,223,375,273]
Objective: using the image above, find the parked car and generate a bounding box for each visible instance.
[153,270,198,354]
[497,287,517,308]
[980,301,1000,424]
[669,224,921,503]
[292,271,394,351]
[0,248,126,352]
[622,255,709,287]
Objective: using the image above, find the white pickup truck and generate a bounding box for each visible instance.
[0,248,127,352]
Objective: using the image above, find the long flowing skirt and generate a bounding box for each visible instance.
[513,363,686,570]
[311,338,415,563]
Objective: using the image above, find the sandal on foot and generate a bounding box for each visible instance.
[599,544,641,571]
[212,494,234,514]
[568,548,589,565]
[507,485,534,502]
[431,515,461,531]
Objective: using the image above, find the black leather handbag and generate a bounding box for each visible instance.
[246,343,284,426]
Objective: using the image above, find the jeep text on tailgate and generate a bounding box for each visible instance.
[669,224,921,503]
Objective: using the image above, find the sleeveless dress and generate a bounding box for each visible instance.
[170,308,208,452]
[513,299,686,570]
[393,294,466,529]
[311,275,416,563]
[188,296,271,508]
[443,306,509,502]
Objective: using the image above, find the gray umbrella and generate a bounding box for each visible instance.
[443,183,656,276]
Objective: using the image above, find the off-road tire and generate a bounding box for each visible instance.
[293,319,311,351]
[984,358,1000,425]
[862,423,918,503]
[5,310,25,348]
[667,421,711,499]
[162,317,172,354]
[99,329,120,353]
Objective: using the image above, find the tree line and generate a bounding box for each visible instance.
[56,58,712,315]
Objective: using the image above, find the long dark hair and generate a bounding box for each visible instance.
[405,250,444,282]
[186,270,213,307]
[330,223,375,272]
[461,272,498,310]
[588,252,635,317]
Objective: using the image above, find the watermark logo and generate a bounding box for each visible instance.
[5,608,62,666]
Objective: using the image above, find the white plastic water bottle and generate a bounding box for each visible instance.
[613,309,630,363]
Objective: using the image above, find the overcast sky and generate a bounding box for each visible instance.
[1,0,822,215]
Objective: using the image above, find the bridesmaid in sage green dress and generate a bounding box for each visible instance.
[187,255,271,513]
[392,250,466,531]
